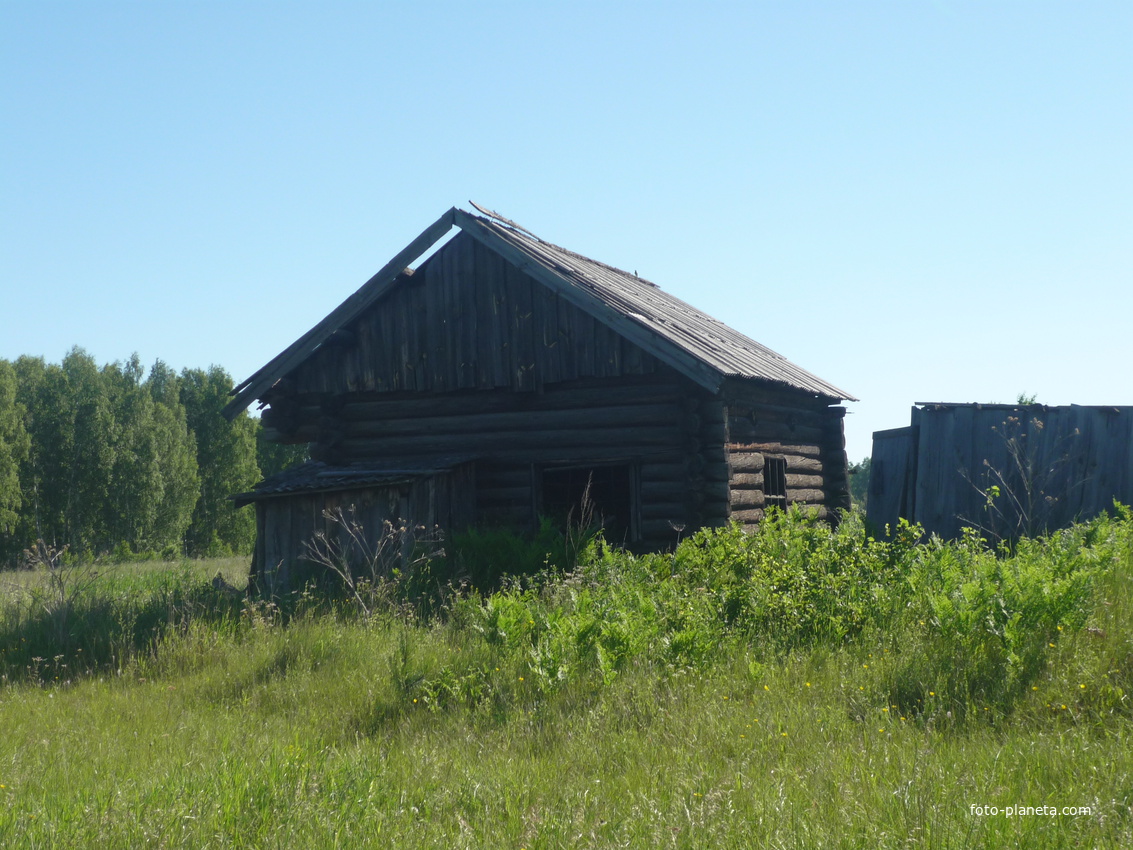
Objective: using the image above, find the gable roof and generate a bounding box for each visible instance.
[223,205,853,418]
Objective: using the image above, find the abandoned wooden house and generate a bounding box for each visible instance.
[226,204,854,590]
[867,402,1133,540]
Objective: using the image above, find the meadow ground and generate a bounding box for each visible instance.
[0,511,1130,848]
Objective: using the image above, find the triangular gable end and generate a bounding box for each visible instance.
[225,205,851,420]
[222,207,459,418]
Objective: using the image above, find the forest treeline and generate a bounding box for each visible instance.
[0,348,306,567]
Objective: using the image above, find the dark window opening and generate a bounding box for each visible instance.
[764,456,788,511]
[540,463,634,542]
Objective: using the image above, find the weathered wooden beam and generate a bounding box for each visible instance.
[728,442,823,459]
[224,208,458,419]
[338,402,683,439]
[728,419,824,444]
[730,508,765,524]
[785,473,825,489]
[640,500,690,521]
[787,488,826,503]
[338,380,685,421]
[640,481,692,501]
[339,424,684,457]
[730,490,766,509]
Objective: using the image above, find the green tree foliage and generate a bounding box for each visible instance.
[98,356,201,554]
[147,366,201,554]
[11,356,69,550]
[0,351,259,566]
[0,360,31,537]
[180,366,259,556]
[849,456,871,510]
[61,349,116,553]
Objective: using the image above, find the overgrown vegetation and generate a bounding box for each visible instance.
[1,508,1130,845]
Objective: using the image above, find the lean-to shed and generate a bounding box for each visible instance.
[867,403,1133,540]
[227,205,855,589]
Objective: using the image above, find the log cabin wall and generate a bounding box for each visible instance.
[264,372,718,551]
[721,381,850,527]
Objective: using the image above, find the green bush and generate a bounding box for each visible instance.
[888,511,1127,720]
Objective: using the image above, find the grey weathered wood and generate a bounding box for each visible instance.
[730,490,766,509]
[240,208,853,581]
[727,451,766,473]
[224,208,457,418]
[454,209,724,393]
[786,488,825,503]
[338,402,683,438]
[729,441,822,459]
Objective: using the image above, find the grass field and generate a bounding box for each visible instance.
[1,511,1130,848]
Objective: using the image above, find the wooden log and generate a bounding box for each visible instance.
[700,422,727,443]
[730,490,766,509]
[728,442,822,459]
[785,473,825,489]
[786,488,826,503]
[726,401,830,424]
[728,472,764,488]
[700,398,726,424]
[727,451,765,474]
[721,378,839,409]
[344,443,681,466]
[640,481,692,501]
[640,460,689,481]
[340,402,684,438]
[338,382,685,421]
[784,456,824,474]
[339,424,685,458]
[728,419,824,444]
[701,445,727,464]
[730,508,765,524]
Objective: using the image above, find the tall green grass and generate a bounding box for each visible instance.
[1,509,1130,847]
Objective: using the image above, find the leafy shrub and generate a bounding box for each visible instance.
[888,516,1121,719]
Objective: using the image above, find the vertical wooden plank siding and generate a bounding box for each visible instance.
[871,405,1133,539]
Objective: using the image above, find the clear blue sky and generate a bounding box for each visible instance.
[2,1,1130,462]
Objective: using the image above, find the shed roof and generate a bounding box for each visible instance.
[224,204,853,418]
[232,456,472,507]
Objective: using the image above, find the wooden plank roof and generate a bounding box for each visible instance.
[223,205,853,418]
[231,456,472,506]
